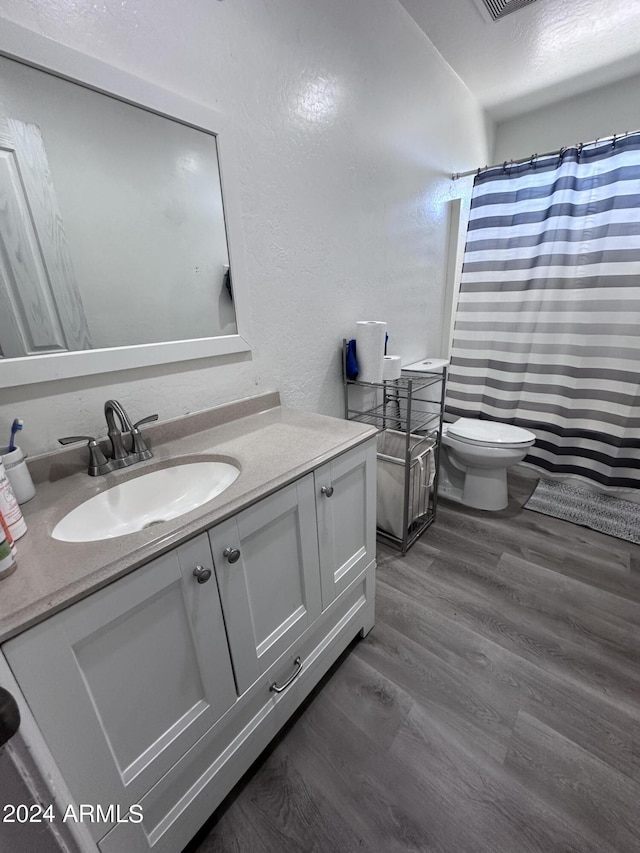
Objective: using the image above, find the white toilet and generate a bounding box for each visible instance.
[439,418,536,511]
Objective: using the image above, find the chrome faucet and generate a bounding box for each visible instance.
[59,401,158,476]
[104,399,134,463]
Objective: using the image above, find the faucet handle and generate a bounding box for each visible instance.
[58,435,97,445]
[132,414,159,430]
[58,435,110,476]
[130,414,158,461]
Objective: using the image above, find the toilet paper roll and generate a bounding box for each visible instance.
[356,320,386,383]
[382,355,402,381]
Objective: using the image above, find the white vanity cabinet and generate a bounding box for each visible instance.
[210,475,322,694]
[315,440,376,608]
[2,438,376,853]
[2,533,237,844]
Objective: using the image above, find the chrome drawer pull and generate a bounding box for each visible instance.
[192,565,212,584]
[320,485,334,497]
[223,547,241,563]
[269,657,303,694]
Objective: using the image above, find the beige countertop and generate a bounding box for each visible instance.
[0,393,376,643]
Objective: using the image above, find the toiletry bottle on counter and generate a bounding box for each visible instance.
[0,529,17,580]
[0,459,26,540]
[0,511,17,558]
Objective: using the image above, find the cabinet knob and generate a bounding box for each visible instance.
[223,547,241,564]
[193,565,212,584]
[320,485,334,497]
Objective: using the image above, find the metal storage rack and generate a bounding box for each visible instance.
[342,340,447,554]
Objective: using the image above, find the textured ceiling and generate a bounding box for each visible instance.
[398,0,640,120]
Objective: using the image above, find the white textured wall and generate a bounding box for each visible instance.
[0,0,489,456]
[493,71,640,163]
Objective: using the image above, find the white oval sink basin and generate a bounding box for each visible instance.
[52,461,240,543]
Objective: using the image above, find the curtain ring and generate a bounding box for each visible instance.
[612,134,617,148]
[558,146,566,164]
[502,160,508,172]
[577,142,584,159]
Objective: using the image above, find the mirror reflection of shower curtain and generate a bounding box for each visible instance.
[446,134,640,496]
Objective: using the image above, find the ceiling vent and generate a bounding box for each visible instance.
[474,0,539,22]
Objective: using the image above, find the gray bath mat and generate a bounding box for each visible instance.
[524,479,640,544]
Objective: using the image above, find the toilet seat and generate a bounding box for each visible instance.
[446,418,535,448]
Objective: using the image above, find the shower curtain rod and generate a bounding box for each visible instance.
[451,128,640,180]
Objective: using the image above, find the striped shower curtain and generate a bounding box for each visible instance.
[446,134,640,493]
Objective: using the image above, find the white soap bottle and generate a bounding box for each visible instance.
[0,459,27,540]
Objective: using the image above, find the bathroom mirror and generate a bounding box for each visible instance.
[0,21,252,388]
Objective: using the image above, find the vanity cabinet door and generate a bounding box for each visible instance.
[315,439,376,609]
[2,533,236,843]
[210,474,322,694]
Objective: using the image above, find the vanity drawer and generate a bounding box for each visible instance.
[98,565,375,853]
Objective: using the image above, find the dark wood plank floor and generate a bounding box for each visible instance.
[187,470,640,853]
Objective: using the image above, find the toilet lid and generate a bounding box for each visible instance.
[448,418,536,446]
